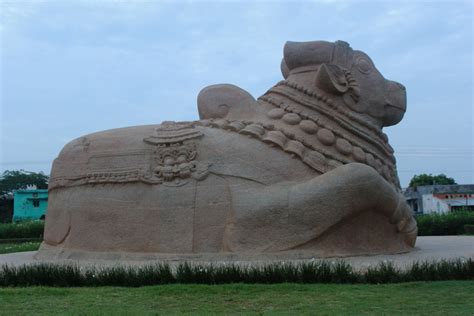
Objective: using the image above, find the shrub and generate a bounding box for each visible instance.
[0,221,44,239]
[212,264,244,284]
[1,259,472,287]
[364,261,401,284]
[416,211,474,236]
[404,259,474,282]
[0,264,82,287]
[464,225,474,235]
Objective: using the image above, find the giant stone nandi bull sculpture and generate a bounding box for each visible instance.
[38,40,417,260]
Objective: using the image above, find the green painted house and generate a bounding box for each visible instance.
[13,189,48,221]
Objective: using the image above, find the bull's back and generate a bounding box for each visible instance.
[44,122,315,253]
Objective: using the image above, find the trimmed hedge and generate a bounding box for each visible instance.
[465,225,474,234]
[416,211,474,236]
[0,221,44,239]
[0,259,473,287]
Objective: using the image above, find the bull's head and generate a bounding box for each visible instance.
[281,40,406,127]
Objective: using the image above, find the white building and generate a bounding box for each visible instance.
[404,185,474,215]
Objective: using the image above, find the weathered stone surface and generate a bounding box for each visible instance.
[39,40,417,260]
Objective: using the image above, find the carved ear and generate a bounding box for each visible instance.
[315,63,366,113]
[314,63,349,95]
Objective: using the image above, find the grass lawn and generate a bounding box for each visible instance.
[1,281,473,315]
[0,242,41,254]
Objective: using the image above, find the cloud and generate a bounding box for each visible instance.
[1,0,472,185]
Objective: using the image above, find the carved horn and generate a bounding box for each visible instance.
[283,40,353,72]
[283,41,334,70]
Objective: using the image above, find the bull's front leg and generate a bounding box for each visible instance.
[223,163,417,253]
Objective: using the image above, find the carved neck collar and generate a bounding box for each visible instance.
[276,80,384,134]
[257,79,401,188]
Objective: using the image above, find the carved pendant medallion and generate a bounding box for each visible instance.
[143,122,209,186]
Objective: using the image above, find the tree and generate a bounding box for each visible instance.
[408,173,456,188]
[0,170,49,196]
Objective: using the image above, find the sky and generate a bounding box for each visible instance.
[0,0,473,187]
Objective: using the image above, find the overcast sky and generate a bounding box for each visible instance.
[0,0,473,187]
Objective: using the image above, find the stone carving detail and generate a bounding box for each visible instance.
[41,40,417,261]
[315,64,360,109]
[49,168,142,190]
[143,121,203,145]
[143,122,208,185]
[299,120,318,134]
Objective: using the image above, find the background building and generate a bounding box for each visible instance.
[13,189,48,221]
[404,185,474,215]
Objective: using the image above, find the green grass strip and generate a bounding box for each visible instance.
[0,242,41,254]
[1,282,474,314]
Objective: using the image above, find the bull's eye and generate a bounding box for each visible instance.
[356,57,373,74]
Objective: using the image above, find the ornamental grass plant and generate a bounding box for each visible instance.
[0,259,472,287]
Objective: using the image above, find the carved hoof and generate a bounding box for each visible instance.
[403,226,418,248]
[390,193,409,224]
